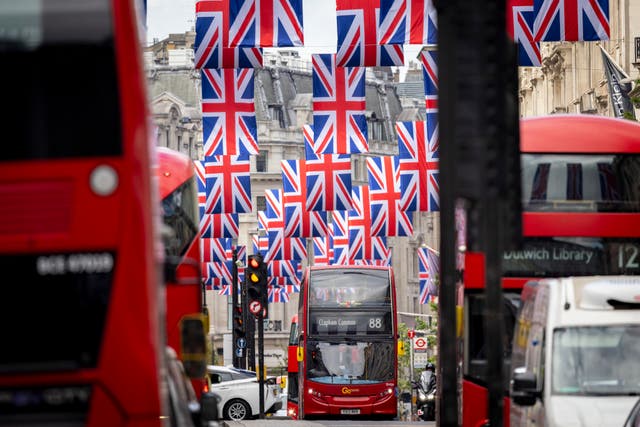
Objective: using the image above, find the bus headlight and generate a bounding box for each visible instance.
[418,391,427,401]
[90,165,118,196]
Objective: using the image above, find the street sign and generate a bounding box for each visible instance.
[235,347,244,357]
[414,337,427,353]
[249,300,262,316]
[237,338,246,349]
[408,329,416,339]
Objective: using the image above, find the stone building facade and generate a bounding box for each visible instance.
[518,1,640,118]
[145,42,440,368]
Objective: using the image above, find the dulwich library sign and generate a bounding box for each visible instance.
[502,238,640,277]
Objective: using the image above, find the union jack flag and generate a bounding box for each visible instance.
[268,285,290,303]
[367,156,414,236]
[235,244,247,263]
[252,233,269,256]
[200,238,232,263]
[396,121,440,212]
[194,0,263,69]
[332,212,350,265]
[281,159,329,237]
[268,260,300,281]
[418,246,439,304]
[420,49,438,114]
[354,237,391,265]
[264,189,308,261]
[533,0,609,42]
[194,160,214,237]
[348,186,374,261]
[204,154,252,214]
[304,125,353,211]
[202,263,219,289]
[209,260,234,285]
[208,213,239,238]
[336,0,404,67]
[378,0,437,45]
[312,54,368,155]
[313,231,333,266]
[287,281,301,294]
[506,0,541,66]
[257,210,270,232]
[201,68,258,156]
[229,0,304,47]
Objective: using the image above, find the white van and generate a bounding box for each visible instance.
[510,276,640,427]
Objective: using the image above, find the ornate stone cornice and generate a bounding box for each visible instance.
[542,50,565,81]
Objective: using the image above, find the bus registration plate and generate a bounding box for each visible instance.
[341,409,360,415]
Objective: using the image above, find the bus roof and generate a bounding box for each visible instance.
[155,147,194,200]
[521,114,640,154]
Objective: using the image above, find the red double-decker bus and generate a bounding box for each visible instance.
[296,265,398,420]
[463,114,640,427]
[0,1,206,425]
[156,147,208,397]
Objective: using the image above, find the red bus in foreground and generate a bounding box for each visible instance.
[296,265,398,420]
[0,0,174,425]
[463,114,640,427]
[156,147,208,397]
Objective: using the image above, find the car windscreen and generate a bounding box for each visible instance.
[552,325,640,395]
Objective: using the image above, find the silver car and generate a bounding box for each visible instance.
[206,365,283,421]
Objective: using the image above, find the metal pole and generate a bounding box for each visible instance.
[232,249,240,368]
[410,338,415,420]
[434,0,461,423]
[239,263,248,370]
[258,310,265,419]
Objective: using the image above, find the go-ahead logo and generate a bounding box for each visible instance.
[341,387,360,394]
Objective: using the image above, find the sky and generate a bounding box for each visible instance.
[146,0,422,69]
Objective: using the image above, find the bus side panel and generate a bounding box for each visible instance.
[95,0,164,420]
[463,381,510,427]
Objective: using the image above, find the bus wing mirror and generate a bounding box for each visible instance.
[180,314,208,379]
[511,367,539,406]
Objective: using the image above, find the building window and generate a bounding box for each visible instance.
[269,105,286,128]
[256,150,268,172]
[256,195,266,212]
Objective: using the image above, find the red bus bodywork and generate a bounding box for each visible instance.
[0,0,169,425]
[287,314,300,419]
[463,114,640,427]
[297,265,398,420]
[156,147,205,398]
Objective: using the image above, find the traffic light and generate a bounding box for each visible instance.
[233,305,244,338]
[246,253,268,318]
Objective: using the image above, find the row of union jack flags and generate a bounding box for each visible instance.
[194,0,610,70]
[507,0,610,67]
[194,0,439,69]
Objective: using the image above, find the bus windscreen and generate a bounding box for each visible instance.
[522,154,640,212]
[308,268,391,308]
[305,340,395,384]
[0,0,121,161]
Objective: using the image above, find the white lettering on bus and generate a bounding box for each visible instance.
[37,253,114,275]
